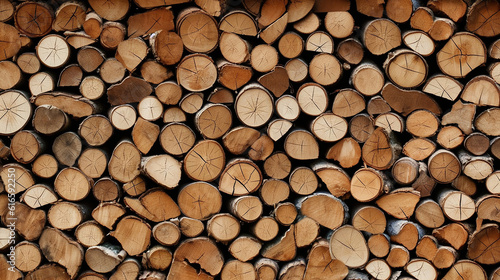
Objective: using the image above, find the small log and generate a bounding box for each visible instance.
[219,158,263,196]
[297,193,347,230]
[178,182,221,221]
[285,130,319,160]
[273,202,297,226]
[132,117,160,154]
[0,90,32,136]
[142,245,172,271]
[433,223,470,250]
[140,60,173,84]
[278,32,304,59]
[152,221,181,247]
[21,183,57,208]
[217,61,252,91]
[362,127,401,170]
[384,50,428,88]
[258,66,290,98]
[250,44,279,73]
[84,204,122,232]
[363,19,401,55]
[230,196,263,223]
[110,216,151,256]
[80,76,106,100]
[85,244,127,273]
[296,83,328,116]
[294,216,320,248]
[416,235,438,260]
[83,12,102,39]
[365,259,391,280]
[325,11,354,38]
[326,137,362,168]
[351,205,387,234]
[29,72,55,96]
[255,258,279,280]
[159,123,195,156]
[351,63,385,97]
[391,157,419,185]
[92,177,121,202]
[179,217,205,238]
[75,220,105,248]
[100,58,126,84]
[309,53,342,86]
[78,148,107,179]
[452,175,477,196]
[184,139,225,182]
[405,259,437,280]
[252,216,279,242]
[349,113,375,143]
[14,241,42,273]
[437,126,465,150]
[36,35,70,69]
[78,115,113,147]
[115,38,148,72]
[304,239,348,280]
[439,189,475,222]
[108,140,141,183]
[387,220,424,250]
[54,167,92,202]
[329,225,369,268]
[219,32,251,64]
[376,188,420,220]
[350,168,386,202]
[406,110,440,138]
[0,61,21,90]
[386,245,410,268]
[141,155,182,190]
[177,54,217,92]
[235,84,274,127]
[436,32,487,78]
[428,149,461,183]
[177,8,218,53]
[332,89,366,117]
[10,130,44,164]
[0,22,22,61]
[368,234,390,258]
[0,163,34,194]
[306,31,334,54]
[293,12,320,34]
[285,58,308,82]
[458,151,493,180]
[374,112,404,133]
[415,199,445,229]
[137,96,163,121]
[219,10,257,36]
[229,235,261,262]
[260,179,290,205]
[288,167,318,195]
[48,201,90,231]
[14,2,54,38]
[312,161,350,197]
[128,8,174,38]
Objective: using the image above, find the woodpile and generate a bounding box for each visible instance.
[1,0,500,279]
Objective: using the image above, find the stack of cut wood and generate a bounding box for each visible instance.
[1,0,500,279]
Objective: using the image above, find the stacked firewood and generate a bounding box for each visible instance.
[1,0,500,279]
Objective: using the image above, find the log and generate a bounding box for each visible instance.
[329,225,369,268]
